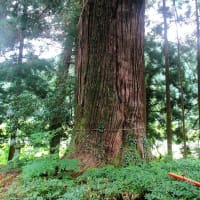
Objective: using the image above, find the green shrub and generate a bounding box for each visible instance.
[4,158,200,200]
[22,155,80,179]
[4,177,75,200]
[4,156,80,200]
[0,144,9,165]
[72,159,200,199]
[1,155,31,173]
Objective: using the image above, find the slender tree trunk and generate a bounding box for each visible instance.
[73,0,146,168]
[49,47,72,154]
[195,0,200,144]
[173,0,187,158]
[163,0,172,158]
[8,129,17,161]
[18,33,24,64]
[7,35,24,161]
[49,128,62,154]
[49,1,79,154]
[7,0,28,161]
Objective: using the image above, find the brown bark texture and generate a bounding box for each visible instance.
[74,0,146,168]
[163,0,172,158]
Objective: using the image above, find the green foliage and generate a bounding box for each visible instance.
[0,17,17,49]
[75,159,200,200]
[123,137,143,166]
[4,158,200,200]
[30,131,51,147]
[4,156,80,200]
[0,144,9,165]
[123,136,152,166]
[0,60,53,98]
[4,178,75,200]
[145,34,198,144]
[1,1,200,199]
[0,0,56,52]
[22,155,80,180]
[2,156,28,172]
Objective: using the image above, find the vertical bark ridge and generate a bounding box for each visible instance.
[74,0,145,167]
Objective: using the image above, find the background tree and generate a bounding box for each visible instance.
[173,0,187,157]
[195,0,200,142]
[145,37,166,143]
[145,0,198,157]
[48,0,79,154]
[162,0,172,157]
[0,0,63,160]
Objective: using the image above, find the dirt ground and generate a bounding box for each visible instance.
[0,170,19,200]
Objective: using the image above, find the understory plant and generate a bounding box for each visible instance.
[4,158,200,200]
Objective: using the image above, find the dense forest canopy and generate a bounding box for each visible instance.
[0,0,200,199]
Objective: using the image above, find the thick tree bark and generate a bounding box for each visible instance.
[162,0,172,158]
[73,0,146,168]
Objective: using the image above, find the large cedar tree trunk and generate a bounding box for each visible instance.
[73,0,146,167]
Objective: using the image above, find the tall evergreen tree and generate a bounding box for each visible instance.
[48,0,79,154]
[73,0,146,168]
[0,0,60,160]
[195,0,200,141]
[162,0,172,157]
[173,0,187,157]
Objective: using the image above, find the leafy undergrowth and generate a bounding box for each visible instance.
[2,158,200,200]
[0,170,19,199]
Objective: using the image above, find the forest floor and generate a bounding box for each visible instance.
[0,170,19,199]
